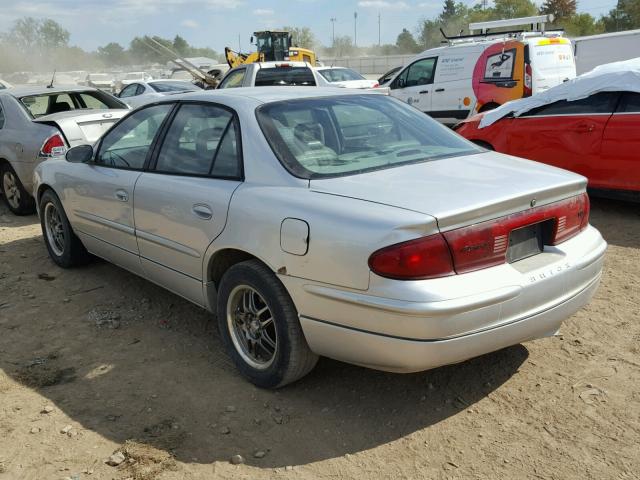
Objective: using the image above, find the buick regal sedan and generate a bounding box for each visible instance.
[34,88,607,388]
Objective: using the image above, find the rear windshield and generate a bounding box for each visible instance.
[319,68,365,82]
[19,91,126,118]
[149,81,200,93]
[255,67,316,86]
[256,95,480,179]
[530,42,575,74]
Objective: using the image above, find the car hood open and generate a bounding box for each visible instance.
[309,151,586,231]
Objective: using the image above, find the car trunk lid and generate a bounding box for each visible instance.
[309,151,586,231]
[34,109,129,146]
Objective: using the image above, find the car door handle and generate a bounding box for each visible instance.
[575,123,595,133]
[115,190,128,202]
[419,90,429,94]
[192,204,213,220]
[435,88,445,92]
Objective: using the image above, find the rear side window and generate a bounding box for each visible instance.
[255,67,316,86]
[617,92,640,113]
[155,103,241,178]
[484,49,516,80]
[522,92,619,117]
[218,69,246,89]
[96,104,172,169]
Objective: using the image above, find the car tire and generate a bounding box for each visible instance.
[1,163,35,215]
[217,259,319,388]
[39,189,90,268]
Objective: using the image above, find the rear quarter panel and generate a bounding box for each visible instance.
[204,184,439,291]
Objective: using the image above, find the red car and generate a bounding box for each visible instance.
[455,90,640,200]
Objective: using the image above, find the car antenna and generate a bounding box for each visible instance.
[47,70,56,89]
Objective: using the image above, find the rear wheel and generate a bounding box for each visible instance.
[217,260,318,388]
[39,189,90,268]
[1,164,35,215]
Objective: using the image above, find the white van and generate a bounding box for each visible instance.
[387,15,576,125]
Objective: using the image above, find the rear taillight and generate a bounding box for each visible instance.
[39,133,67,157]
[369,194,590,280]
[368,233,455,280]
[524,63,532,97]
[372,82,380,88]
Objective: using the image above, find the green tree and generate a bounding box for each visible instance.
[282,26,317,50]
[97,42,128,66]
[601,0,640,32]
[564,13,604,36]
[396,28,420,53]
[38,19,70,48]
[173,35,189,55]
[493,0,538,19]
[540,0,577,22]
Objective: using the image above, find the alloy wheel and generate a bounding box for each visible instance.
[226,285,278,370]
[44,202,65,256]
[2,171,21,209]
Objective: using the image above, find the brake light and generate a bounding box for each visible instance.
[369,194,590,280]
[39,133,67,157]
[368,234,455,280]
[372,82,380,88]
[444,193,590,274]
[524,63,532,97]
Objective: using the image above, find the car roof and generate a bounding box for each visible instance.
[3,85,99,97]
[161,86,379,105]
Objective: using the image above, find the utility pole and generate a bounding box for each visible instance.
[354,11,358,48]
[330,17,337,46]
[238,34,241,52]
[378,12,381,46]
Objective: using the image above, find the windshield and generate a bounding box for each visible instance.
[319,68,365,82]
[256,95,480,178]
[255,67,316,86]
[19,90,126,117]
[149,81,200,93]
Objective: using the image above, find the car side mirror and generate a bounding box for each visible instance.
[66,144,93,163]
[394,77,405,89]
[250,36,254,44]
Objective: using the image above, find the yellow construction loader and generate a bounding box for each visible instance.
[225,31,317,68]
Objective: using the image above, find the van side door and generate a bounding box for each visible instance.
[388,57,437,114]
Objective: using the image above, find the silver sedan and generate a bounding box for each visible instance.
[33,88,606,388]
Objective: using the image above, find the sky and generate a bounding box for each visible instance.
[0,0,620,53]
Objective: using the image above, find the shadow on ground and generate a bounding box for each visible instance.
[0,228,528,468]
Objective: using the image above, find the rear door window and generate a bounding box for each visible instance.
[154,103,241,178]
[617,92,640,113]
[522,92,619,116]
[255,67,316,86]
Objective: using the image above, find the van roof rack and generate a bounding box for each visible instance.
[440,15,562,44]
[469,15,555,34]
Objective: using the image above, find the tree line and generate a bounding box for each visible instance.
[0,0,638,73]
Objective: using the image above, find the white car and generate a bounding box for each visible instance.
[118,72,153,92]
[118,80,202,109]
[315,66,379,89]
[34,88,606,388]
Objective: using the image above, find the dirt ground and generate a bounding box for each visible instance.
[0,197,638,480]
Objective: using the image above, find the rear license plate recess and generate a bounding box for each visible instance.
[507,222,546,263]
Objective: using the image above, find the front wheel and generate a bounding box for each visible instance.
[217,260,318,388]
[39,189,90,268]
[1,164,35,215]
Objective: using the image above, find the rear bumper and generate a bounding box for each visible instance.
[299,273,600,372]
[281,225,606,372]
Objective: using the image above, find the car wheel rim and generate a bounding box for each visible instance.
[44,202,65,256]
[3,171,21,209]
[226,285,277,370]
